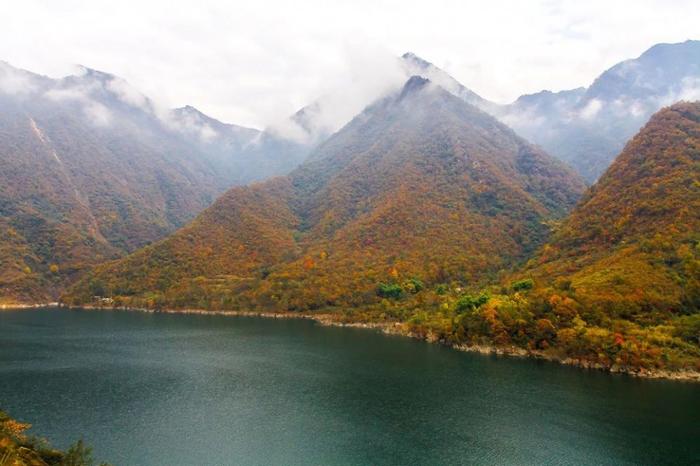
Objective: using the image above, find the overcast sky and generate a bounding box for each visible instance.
[1,0,698,129]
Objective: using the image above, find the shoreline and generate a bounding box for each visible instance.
[9,303,700,383]
[0,302,59,310]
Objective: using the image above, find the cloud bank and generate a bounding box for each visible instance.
[1,0,699,129]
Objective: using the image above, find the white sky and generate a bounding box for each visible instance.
[1,0,698,129]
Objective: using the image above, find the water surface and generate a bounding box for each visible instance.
[1,308,698,465]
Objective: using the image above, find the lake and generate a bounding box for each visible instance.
[1,308,698,465]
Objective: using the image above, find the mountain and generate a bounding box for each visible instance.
[253,101,699,376]
[499,40,700,182]
[257,42,700,185]
[401,52,498,113]
[269,52,498,146]
[172,105,308,185]
[523,101,700,315]
[399,42,700,184]
[476,102,700,372]
[64,76,585,311]
[0,62,304,303]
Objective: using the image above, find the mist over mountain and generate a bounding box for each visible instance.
[0,62,305,302]
[2,39,699,306]
[267,51,498,145]
[64,76,585,310]
[499,40,700,182]
[269,40,700,184]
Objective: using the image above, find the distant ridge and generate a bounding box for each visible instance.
[498,39,700,181]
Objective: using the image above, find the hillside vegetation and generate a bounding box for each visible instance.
[0,63,307,304]
[366,102,700,374]
[65,77,584,313]
[0,409,108,466]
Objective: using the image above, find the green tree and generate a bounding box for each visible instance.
[674,314,700,344]
[455,293,490,312]
[402,278,424,294]
[377,283,403,299]
[511,278,534,292]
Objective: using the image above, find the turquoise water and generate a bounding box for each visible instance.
[1,308,698,465]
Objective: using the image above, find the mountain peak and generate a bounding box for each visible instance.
[401,52,432,69]
[75,65,115,82]
[399,75,431,99]
[642,38,700,58]
[175,105,206,117]
[173,104,260,140]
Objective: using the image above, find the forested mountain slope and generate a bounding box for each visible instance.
[524,101,700,317]
[0,63,306,303]
[65,76,585,311]
[403,102,700,374]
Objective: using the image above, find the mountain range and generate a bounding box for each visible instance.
[498,40,700,182]
[0,62,310,302]
[64,76,585,310]
[62,92,700,376]
[2,39,699,376]
[2,39,699,309]
[274,40,700,184]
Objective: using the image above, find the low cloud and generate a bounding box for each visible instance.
[44,81,113,126]
[106,76,150,110]
[268,46,407,143]
[266,46,495,143]
[2,0,700,128]
[165,108,219,142]
[579,98,603,120]
[661,76,700,105]
[0,62,38,95]
[83,101,112,126]
[39,67,223,138]
[102,73,222,141]
[500,107,547,130]
[610,98,647,118]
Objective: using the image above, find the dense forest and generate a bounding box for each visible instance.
[0,63,308,304]
[339,102,700,374]
[63,77,584,310]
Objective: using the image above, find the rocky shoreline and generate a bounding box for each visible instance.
[394,326,700,382]
[9,303,700,383]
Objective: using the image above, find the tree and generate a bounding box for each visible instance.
[674,314,700,344]
[455,293,490,313]
[377,283,403,299]
[61,439,101,466]
[511,278,534,292]
[402,278,424,294]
